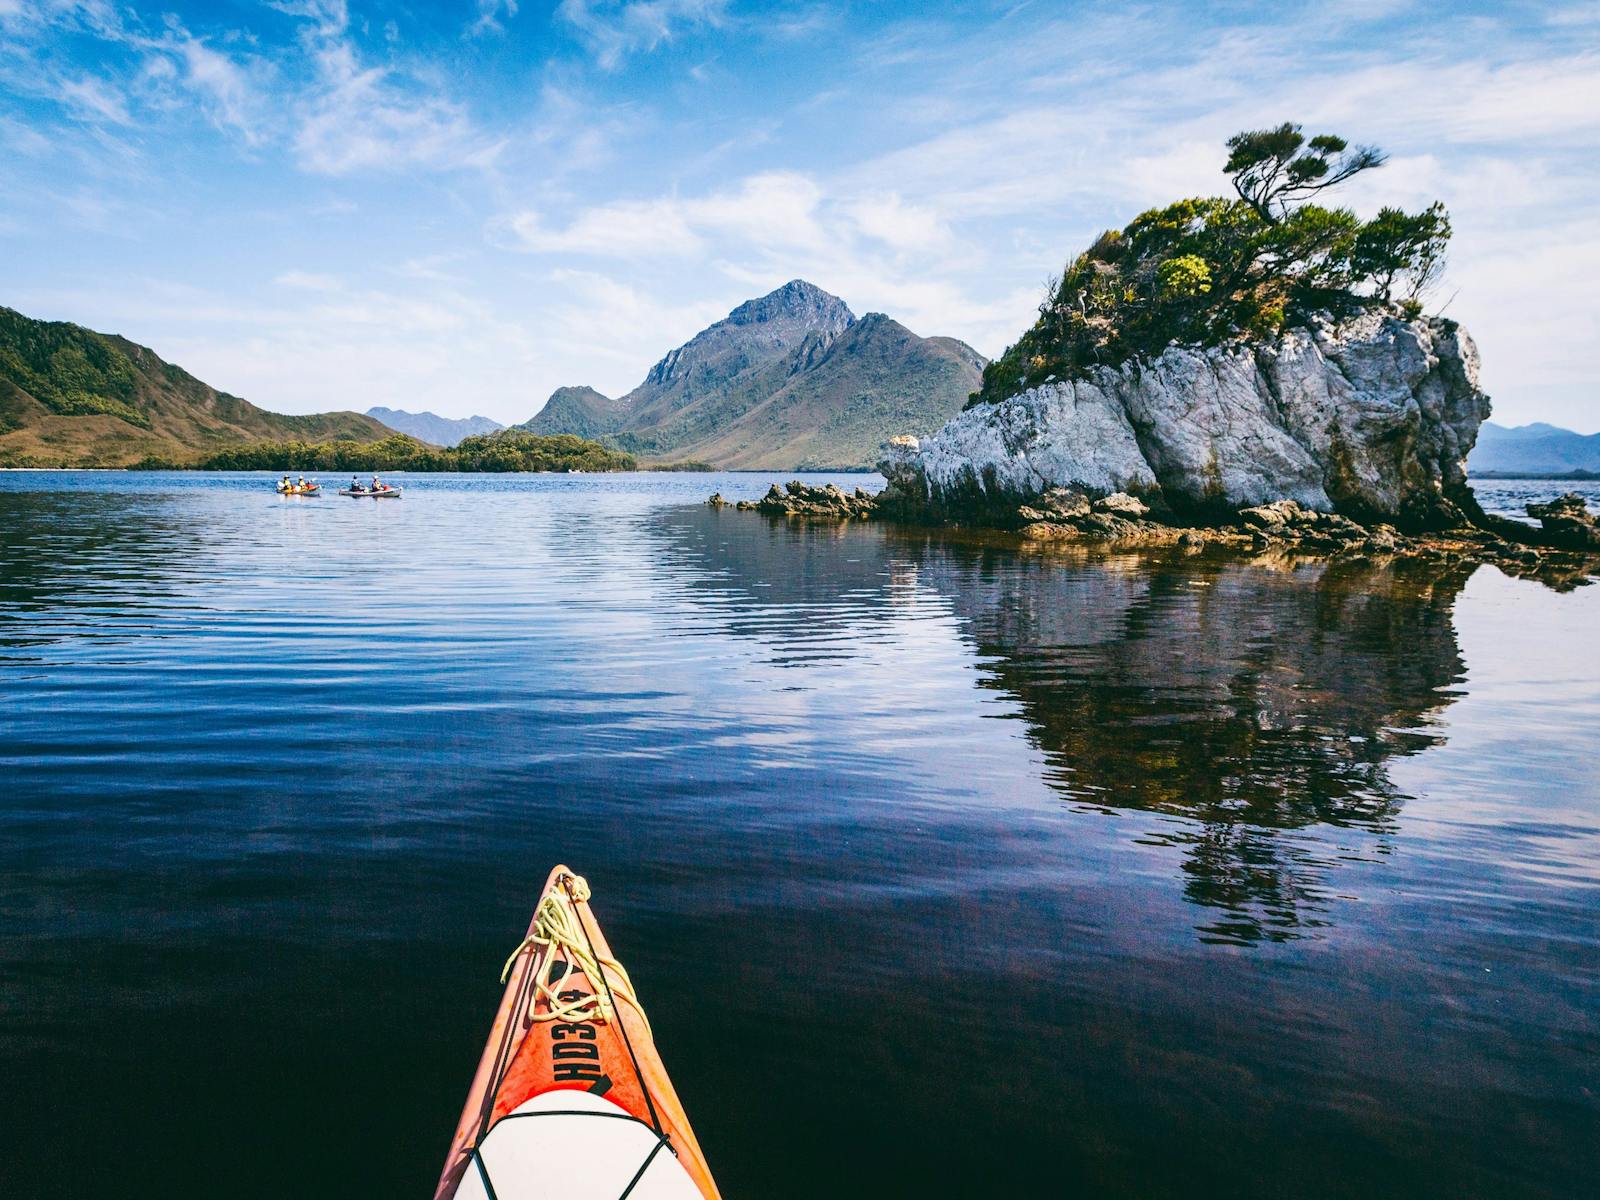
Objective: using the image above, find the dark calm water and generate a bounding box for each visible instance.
[1,471,1596,1199]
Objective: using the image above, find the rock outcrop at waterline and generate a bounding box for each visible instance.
[1526,493,1600,548]
[879,312,1488,529]
[709,480,880,518]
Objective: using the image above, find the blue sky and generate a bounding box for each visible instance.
[3,1,1598,430]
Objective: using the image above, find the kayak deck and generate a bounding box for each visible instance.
[435,867,720,1200]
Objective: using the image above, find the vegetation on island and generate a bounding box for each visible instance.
[198,429,636,472]
[971,122,1452,406]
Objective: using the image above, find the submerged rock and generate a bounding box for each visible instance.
[880,312,1489,529]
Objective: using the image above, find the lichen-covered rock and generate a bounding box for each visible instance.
[1094,492,1150,519]
[1019,486,1093,525]
[1238,499,1311,531]
[1040,486,1092,518]
[1237,497,1394,554]
[880,313,1490,529]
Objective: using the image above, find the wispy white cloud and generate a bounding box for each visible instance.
[503,195,704,257]
[469,0,520,37]
[159,29,264,142]
[557,0,729,69]
[499,170,895,262]
[842,193,952,251]
[281,2,504,175]
[0,0,499,176]
[55,74,133,124]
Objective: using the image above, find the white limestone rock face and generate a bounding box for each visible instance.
[882,314,1489,524]
[877,384,1159,523]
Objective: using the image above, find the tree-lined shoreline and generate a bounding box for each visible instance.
[0,430,638,473]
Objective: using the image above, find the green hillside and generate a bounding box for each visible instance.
[518,386,627,441]
[0,305,391,467]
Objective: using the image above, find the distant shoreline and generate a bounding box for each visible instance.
[0,465,882,474]
[1468,470,1600,481]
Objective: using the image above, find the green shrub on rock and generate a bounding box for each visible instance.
[970,123,1452,407]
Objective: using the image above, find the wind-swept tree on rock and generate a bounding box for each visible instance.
[1224,123,1386,223]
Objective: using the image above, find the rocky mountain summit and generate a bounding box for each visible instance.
[879,311,1487,528]
[521,280,983,469]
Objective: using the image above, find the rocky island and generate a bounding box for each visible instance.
[720,123,1600,584]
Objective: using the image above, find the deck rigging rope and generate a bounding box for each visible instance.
[499,873,652,1037]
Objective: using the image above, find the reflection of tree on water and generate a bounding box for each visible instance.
[924,545,1472,943]
[656,508,1475,945]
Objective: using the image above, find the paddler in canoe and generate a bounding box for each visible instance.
[435,866,721,1200]
[340,475,401,496]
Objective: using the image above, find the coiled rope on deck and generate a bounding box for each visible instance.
[499,873,652,1036]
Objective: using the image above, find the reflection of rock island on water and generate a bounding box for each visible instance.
[662,504,1476,944]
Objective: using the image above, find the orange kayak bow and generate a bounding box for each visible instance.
[435,866,721,1200]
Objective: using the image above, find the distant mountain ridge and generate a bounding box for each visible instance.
[367,407,503,447]
[519,280,985,469]
[0,304,389,467]
[1468,421,1600,476]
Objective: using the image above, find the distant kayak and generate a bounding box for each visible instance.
[435,866,721,1200]
[338,487,402,498]
[276,484,320,495]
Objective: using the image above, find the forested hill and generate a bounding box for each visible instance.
[0,305,389,467]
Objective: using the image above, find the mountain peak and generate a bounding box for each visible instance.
[366,407,504,447]
[520,284,985,470]
[546,385,612,404]
[725,280,854,330]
